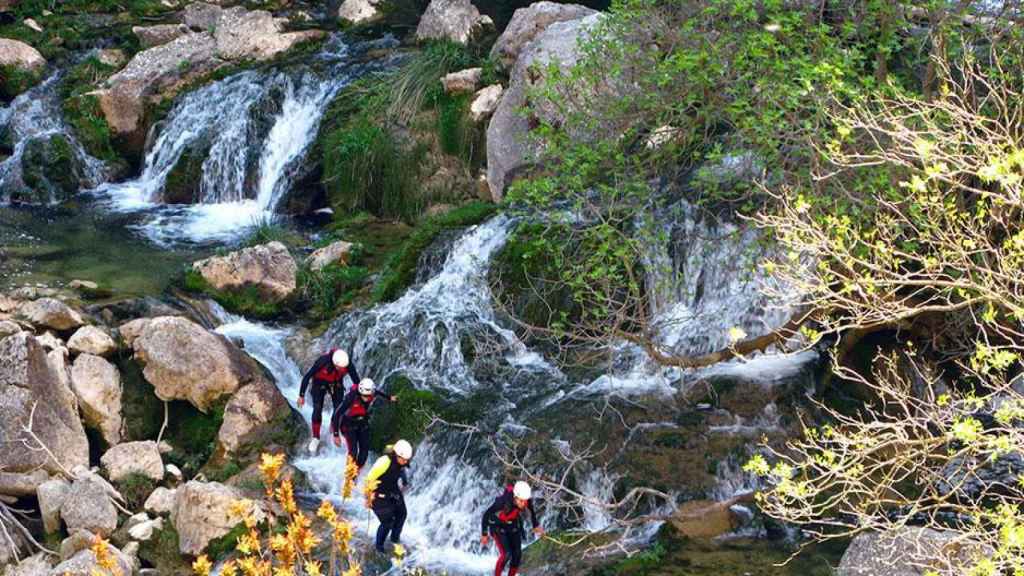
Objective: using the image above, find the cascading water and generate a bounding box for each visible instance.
[0,73,108,204]
[95,35,396,246]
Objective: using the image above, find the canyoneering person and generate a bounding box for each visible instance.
[481,481,544,576]
[298,348,360,453]
[330,375,397,468]
[366,439,414,555]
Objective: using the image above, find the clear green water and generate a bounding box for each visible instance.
[0,198,215,297]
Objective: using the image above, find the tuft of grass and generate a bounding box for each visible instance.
[297,263,370,320]
[117,473,157,511]
[372,201,497,303]
[206,523,248,561]
[0,64,42,100]
[243,214,304,248]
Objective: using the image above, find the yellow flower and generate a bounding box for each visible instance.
[343,457,360,500]
[221,561,239,576]
[316,500,337,522]
[341,564,362,576]
[192,555,213,576]
[269,534,289,552]
[304,561,324,576]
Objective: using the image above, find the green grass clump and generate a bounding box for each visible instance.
[0,64,42,100]
[297,263,370,320]
[372,201,497,303]
[117,473,157,510]
[163,398,227,477]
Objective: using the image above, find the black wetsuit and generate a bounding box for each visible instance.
[330,384,394,467]
[299,351,360,439]
[367,453,410,551]
[481,488,539,576]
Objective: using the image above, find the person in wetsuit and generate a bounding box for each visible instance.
[298,348,359,453]
[366,439,413,554]
[481,481,544,576]
[330,376,396,468]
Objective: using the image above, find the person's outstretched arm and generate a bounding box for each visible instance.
[331,390,356,437]
[299,354,328,400]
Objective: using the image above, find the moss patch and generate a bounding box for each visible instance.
[372,201,497,303]
[0,64,42,101]
[138,525,193,576]
[117,472,157,511]
[163,398,227,478]
[206,523,247,561]
[118,357,164,442]
[182,269,288,320]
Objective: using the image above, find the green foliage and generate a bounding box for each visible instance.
[182,269,285,319]
[204,460,243,483]
[138,525,193,576]
[372,201,497,303]
[368,376,442,452]
[60,58,125,165]
[163,399,227,477]
[0,64,42,100]
[297,263,370,320]
[117,473,157,510]
[434,92,473,159]
[206,523,248,561]
[243,214,304,249]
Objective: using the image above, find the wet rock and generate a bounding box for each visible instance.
[36,477,71,535]
[130,316,260,411]
[306,240,355,271]
[489,1,597,69]
[0,333,89,475]
[144,486,176,516]
[216,376,299,457]
[470,84,503,122]
[669,493,755,538]
[133,23,190,49]
[171,481,264,555]
[192,241,297,302]
[101,441,164,482]
[415,0,492,44]
[486,13,602,201]
[67,326,117,356]
[70,353,123,446]
[20,134,90,202]
[838,528,990,576]
[161,137,208,204]
[61,475,118,538]
[441,67,481,94]
[18,297,84,331]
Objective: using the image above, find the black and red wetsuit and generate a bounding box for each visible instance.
[481,486,539,576]
[299,349,360,439]
[330,383,391,467]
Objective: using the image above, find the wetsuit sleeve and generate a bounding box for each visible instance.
[366,456,391,488]
[349,362,361,385]
[300,355,328,397]
[481,498,502,536]
[528,499,539,529]
[400,467,410,488]
[330,390,356,436]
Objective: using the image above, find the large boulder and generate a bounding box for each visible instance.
[306,240,355,271]
[36,478,71,535]
[60,475,119,538]
[50,544,134,576]
[214,6,324,61]
[668,493,754,539]
[415,0,492,44]
[216,377,297,457]
[0,470,49,498]
[18,298,84,331]
[0,38,45,73]
[171,481,263,556]
[486,13,602,201]
[838,528,990,576]
[70,353,123,446]
[132,23,189,49]
[489,2,597,69]
[130,316,259,412]
[183,2,225,31]
[0,333,89,475]
[101,441,164,482]
[67,326,117,357]
[192,241,297,302]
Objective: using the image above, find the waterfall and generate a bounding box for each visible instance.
[95,35,396,246]
[0,73,108,204]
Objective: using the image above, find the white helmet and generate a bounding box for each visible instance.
[394,439,413,460]
[358,378,375,395]
[513,481,532,500]
[332,349,349,368]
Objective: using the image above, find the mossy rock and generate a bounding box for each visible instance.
[62,92,130,174]
[163,142,209,204]
[137,525,193,576]
[182,268,291,320]
[19,134,87,203]
[0,64,42,101]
